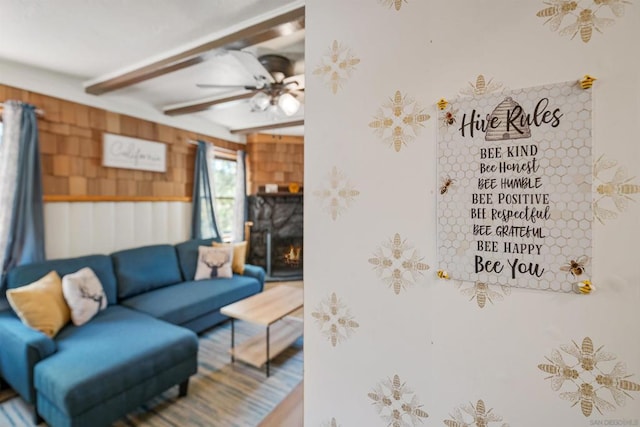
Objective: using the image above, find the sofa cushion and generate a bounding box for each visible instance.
[194,245,234,280]
[120,275,261,326]
[213,241,247,274]
[61,267,108,326]
[175,238,220,281]
[34,305,198,418]
[6,271,70,338]
[6,255,118,306]
[111,244,183,299]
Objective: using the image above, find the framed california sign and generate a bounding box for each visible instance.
[437,81,592,292]
[102,133,167,172]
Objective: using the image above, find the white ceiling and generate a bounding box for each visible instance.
[0,0,305,139]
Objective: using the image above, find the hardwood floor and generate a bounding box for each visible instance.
[258,380,303,427]
[259,281,304,426]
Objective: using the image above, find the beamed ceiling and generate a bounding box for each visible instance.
[0,0,306,140]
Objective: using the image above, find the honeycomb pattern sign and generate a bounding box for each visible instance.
[437,81,592,292]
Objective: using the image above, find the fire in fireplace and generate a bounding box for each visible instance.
[284,245,302,267]
[267,232,303,279]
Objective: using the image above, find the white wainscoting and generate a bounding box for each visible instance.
[44,202,192,259]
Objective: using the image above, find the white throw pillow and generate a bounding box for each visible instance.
[62,267,108,326]
[194,246,234,280]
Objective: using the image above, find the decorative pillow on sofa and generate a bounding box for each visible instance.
[212,241,247,274]
[194,246,234,280]
[62,267,108,326]
[6,271,71,337]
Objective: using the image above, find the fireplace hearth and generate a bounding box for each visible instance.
[248,193,303,281]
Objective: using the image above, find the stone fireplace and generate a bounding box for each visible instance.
[247,192,303,280]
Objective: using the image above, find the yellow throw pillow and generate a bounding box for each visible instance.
[213,241,247,274]
[6,271,71,338]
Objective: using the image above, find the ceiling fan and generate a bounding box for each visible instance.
[196,51,304,117]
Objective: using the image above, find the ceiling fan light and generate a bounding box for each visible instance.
[250,92,270,111]
[277,92,300,116]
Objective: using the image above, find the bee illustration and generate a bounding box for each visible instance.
[593,0,631,17]
[400,397,429,424]
[461,400,504,427]
[369,114,394,133]
[311,310,331,323]
[369,248,394,275]
[560,383,616,417]
[593,199,619,225]
[389,125,409,152]
[384,233,412,259]
[337,316,359,330]
[596,166,640,212]
[560,255,590,277]
[538,349,580,391]
[441,107,459,127]
[329,323,339,347]
[440,176,455,195]
[384,268,408,295]
[401,250,430,281]
[596,361,640,406]
[338,56,360,71]
[460,74,504,97]
[380,0,407,11]
[536,1,578,31]
[444,408,471,427]
[560,9,614,43]
[461,282,504,308]
[383,90,409,118]
[561,337,616,372]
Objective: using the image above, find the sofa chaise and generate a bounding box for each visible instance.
[0,237,265,427]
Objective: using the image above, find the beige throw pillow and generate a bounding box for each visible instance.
[62,267,108,326]
[6,271,71,337]
[213,241,247,274]
[194,246,234,280]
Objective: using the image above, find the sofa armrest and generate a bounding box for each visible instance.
[241,264,265,291]
[0,311,57,404]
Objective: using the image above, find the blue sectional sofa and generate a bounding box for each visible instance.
[0,238,265,427]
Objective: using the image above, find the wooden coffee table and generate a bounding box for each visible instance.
[220,285,303,377]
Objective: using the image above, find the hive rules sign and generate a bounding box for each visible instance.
[437,82,592,292]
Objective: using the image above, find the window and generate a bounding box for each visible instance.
[212,156,237,241]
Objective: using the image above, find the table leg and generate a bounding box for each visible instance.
[266,325,271,377]
[230,319,235,363]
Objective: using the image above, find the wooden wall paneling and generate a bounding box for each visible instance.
[93,202,116,255]
[152,201,169,244]
[168,202,191,244]
[133,202,154,247]
[68,203,94,257]
[113,202,136,250]
[44,203,70,258]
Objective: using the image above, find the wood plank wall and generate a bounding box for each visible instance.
[246,133,304,194]
[0,84,244,201]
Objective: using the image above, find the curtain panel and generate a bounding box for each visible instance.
[190,140,221,240]
[233,150,247,242]
[0,101,45,289]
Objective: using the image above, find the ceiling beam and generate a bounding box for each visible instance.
[85,6,305,95]
[163,92,255,116]
[229,119,304,135]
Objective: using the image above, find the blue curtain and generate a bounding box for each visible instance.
[2,104,46,278]
[233,150,248,241]
[191,140,220,239]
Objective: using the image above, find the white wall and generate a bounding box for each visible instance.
[44,201,191,258]
[305,1,640,426]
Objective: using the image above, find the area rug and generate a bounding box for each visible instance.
[0,320,303,427]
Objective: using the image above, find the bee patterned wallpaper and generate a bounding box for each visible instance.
[305,1,640,426]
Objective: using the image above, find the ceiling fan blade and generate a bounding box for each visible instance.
[228,50,275,84]
[196,83,261,90]
[283,74,305,90]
